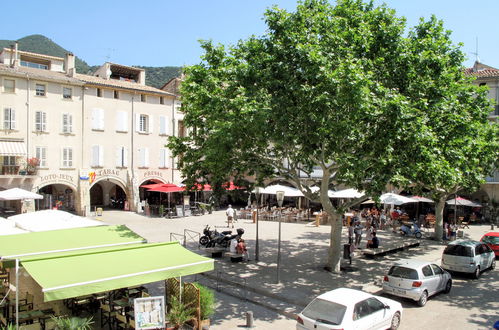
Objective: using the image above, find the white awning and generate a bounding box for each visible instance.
[0,141,26,156]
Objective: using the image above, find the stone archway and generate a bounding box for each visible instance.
[90,178,128,209]
[37,184,76,212]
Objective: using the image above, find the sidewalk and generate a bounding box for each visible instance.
[94,210,497,329]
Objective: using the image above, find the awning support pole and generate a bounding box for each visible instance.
[15,258,19,329]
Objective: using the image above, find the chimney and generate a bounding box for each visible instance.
[65,53,75,77]
[12,42,19,67]
[9,44,14,67]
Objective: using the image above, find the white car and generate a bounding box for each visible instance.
[382,260,452,306]
[441,240,496,279]
[296,288,402,330]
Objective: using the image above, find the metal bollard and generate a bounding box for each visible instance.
[246,311,254,328]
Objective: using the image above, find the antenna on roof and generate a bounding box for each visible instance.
[104,48,116,62]
[470,37,480,63]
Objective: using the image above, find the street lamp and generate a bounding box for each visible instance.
[276,190,285,284]
[255,187,261,261]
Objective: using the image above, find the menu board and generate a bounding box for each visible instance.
[176,205,184,217]
[183,205,192,217]
[134,296,165,330]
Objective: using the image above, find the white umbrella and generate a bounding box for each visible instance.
[409,196,434,203]
[9,210,104,232]
[329,188,364,199]
[255,184,304,197]
[446,197,482,207]
[0,188,43,200]
[379,193,415,205]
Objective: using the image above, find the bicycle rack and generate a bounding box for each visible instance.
[183,229,201,249]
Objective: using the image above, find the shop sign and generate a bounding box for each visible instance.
[79,169,90,180]
[133,296,165,329]
[96,169,121,177]
[40,173,75,185]
[143,170,163,178]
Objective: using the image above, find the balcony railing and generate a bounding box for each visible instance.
[1,165,20,175]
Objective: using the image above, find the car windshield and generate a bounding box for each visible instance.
[444,244,473,257]
[301,298,347,326]
[482,236,499,244]
[388,266,419,279]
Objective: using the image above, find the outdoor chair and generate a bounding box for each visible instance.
[115,312,128,329]
[100,301,116,329]
[18,292,33,312]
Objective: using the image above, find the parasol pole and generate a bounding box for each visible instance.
[454,194,457,224]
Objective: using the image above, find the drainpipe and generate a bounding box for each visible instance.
[171,98,176,182]
[131,93,135,210]
[81,86,86,215]
[25,74,30,163]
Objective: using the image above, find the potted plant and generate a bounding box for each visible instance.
[26,157,40,175]
[49,316,94,330]
[194,283,215,329]
[167,296,196,329]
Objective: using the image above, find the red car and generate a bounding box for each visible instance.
[481,232,499,257]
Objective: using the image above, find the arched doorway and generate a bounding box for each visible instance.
[37,184,76,212]
[90,179,128,209]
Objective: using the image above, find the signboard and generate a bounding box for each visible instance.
[134,296,165,330]
[176,205,184,217]
[184,205,191,217]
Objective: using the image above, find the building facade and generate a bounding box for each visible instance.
[0,45,184,215]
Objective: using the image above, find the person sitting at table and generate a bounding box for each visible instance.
[368,232,379,248]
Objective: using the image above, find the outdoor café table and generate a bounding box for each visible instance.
[17,309,53,329]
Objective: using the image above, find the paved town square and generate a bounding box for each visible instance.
[96,210,499,329]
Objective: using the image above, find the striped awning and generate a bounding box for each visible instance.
[0,141,26,156]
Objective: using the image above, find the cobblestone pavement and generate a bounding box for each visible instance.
[94,210,499,329]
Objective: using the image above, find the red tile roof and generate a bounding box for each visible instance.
[464,67,499,78]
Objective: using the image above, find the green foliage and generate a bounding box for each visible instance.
[168,0,498,269]
[167,296,196,327]
[193,282,215,319]
[50,315,94,330]
[0,35,181,87]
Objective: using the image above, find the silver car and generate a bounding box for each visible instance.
[441,240,496,279]
[382,260,452,307]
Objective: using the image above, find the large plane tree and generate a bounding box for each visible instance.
[169,0,496,272]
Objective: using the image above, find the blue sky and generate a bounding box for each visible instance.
[3,0,498,69]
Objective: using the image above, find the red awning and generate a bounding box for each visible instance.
[148,185,185,193]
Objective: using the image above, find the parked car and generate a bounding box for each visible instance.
[480,232,499,257]
[441,240,495,279]
[296,288,402,330]
[382,260,452,307]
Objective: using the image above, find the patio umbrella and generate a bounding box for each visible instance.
[379,193,415,205]
[256,184,304,197]
[409,196,435,222]
[148,184,185,215]
[446,197,482,207]
[0,188,42,200]
[329,188,364,199]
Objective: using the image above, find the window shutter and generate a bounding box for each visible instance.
[117,111,128,131]
[148,115,153,133]
[99,145,104,167]
[99,109,104,130]
[35,111,41,131]
[42,147,47,166]
[92,145,99,166]
[159,116,167,135]
[144,147,149,167]
[139,148,144,167]
[115,147,121,167]
[62,114,67,133]
[10,108,15,130]
[160,148,168,167]
[68,114,73,133]
[42,112,47,131]
[135,114,140,132]
[68,148,73,167]
[4,109,9,129]
[123,148,128,167]
[61,148,66,167]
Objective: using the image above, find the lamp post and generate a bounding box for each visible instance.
[255,187,261,261]
[276,190,285,284]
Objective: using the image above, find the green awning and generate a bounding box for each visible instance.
[0,225,145,267]
[21,242,214,301]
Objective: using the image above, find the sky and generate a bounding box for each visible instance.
[2,0,498,69]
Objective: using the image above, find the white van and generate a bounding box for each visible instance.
[441,240,495,279]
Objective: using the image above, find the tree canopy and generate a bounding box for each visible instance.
[169,0,498,271]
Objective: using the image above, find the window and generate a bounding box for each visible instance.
[35,111,47,132]
[422,265,433,277]
[116,111,128,132]
[431,264,443,275]
[21,60,48,70]
[3,108,16,130]
[138,147,149,167]
[35,84,46,96]
[114,90,119,99]
[353,300,371,320]
[61,147,73,168]
[160,96,164,105]
[139,114,149,133]
[159,116,168,135]
[62,113,73,133]
[479,82,487,87]
[36,147,47,167]
[63,87,72,99]
[141,94,146,102]
[159,148,169,168]
[3,79,15,93]
[115,147,128,168]
[3,156,16,166]
[91,145,104,167]
[97,88,102,97]
[92,108,104,130]
[443,244,473,257]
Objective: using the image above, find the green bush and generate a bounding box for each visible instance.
[50,316,94,330]
[168,296,196,327]
[194,283,215,320]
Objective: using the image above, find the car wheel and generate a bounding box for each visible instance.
[389,311,401,330]
[490,259,496,270]
[473,266,481,279]
[443,279,452,293]
[417,290,428,307]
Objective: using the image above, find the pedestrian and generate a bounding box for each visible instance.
[348,222,354,244]
[226,204,235,228]
[380,210,387,230]
[365,224,375,248]
[236,238,250,261]
[354,221,363,247]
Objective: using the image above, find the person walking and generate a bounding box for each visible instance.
[354,220,363,247]
[226,204,235,228]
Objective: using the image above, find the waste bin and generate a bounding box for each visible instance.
[343,244,351,259]
[96,207,103,216]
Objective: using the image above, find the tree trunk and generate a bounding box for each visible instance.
[434,197,446,241]
[326,212,343,273]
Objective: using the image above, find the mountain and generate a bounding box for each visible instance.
[0,34,181,89]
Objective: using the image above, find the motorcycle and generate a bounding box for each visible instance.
[199,225,244,248]
[400,222,422,239]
